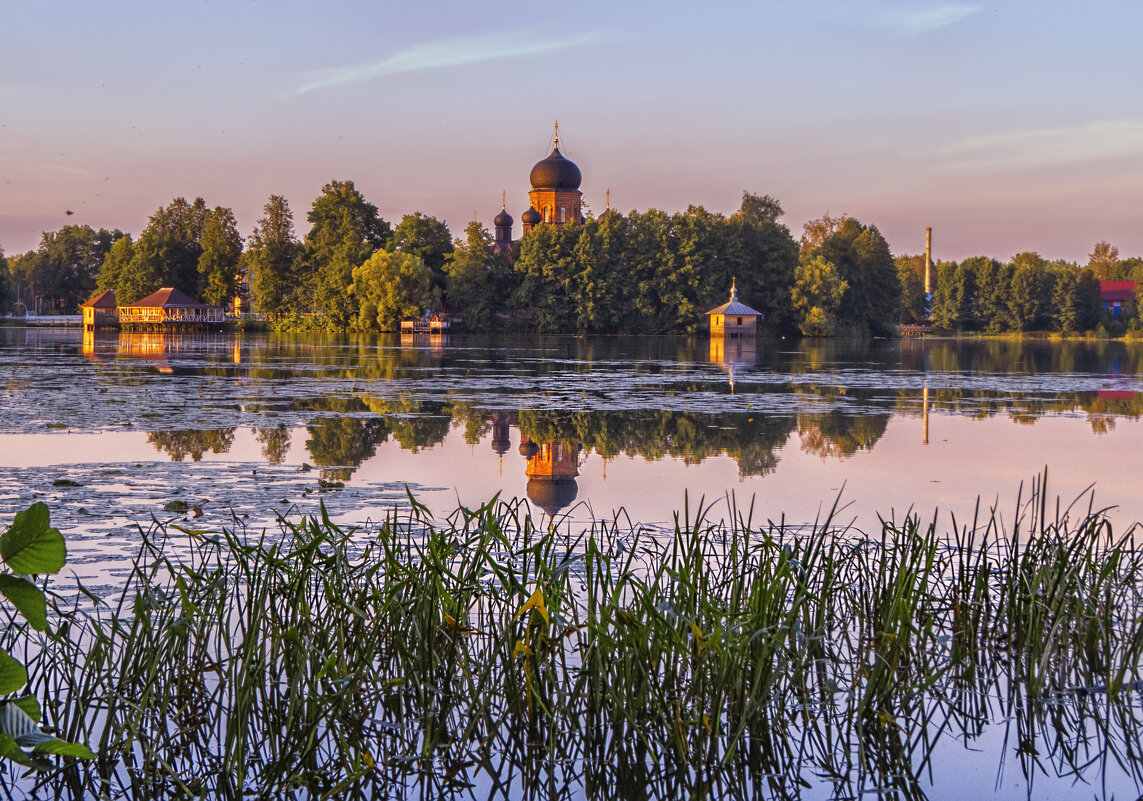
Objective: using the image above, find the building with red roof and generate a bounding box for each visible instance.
[117,287,226,330]
[1100,281,1136,320]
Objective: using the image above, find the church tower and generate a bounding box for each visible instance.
[522,122,583,235]
[493,191,513,254]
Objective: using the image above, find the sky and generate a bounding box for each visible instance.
[2,0,1142,263]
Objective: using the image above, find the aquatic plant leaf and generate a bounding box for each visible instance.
[0,733,40,768]
[0,650,27,695]
[0,702,52,747]
[33,739,95,759]
[0,575,48,631]
[163,501,190,512]
[51,479,81,488]
[516,588,549,625]
[0,503,65,575]
[11,697,39,723]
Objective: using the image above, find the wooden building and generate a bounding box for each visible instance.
[81,289,119,330]
[1100,281,1137,321]
[118,287,226,331]
[707,279,762,337]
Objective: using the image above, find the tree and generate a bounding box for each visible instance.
[197,207,243,306]
[808,217,899,335]
[351,249,438,332]
[245,195,300,316]
[389,212,453,298]
[0,247,12,313]
[895,255,927,323]
[10,225,123,312]
[930,260,976,332]
[736,191,783,224]
[443,220,512,331]
[1087,240,1120,280]
[298,180,391,321]
[96,235,134,294]
[116,198,210,304]
[1007,252,1047,331]
[800,212,849,255]
[1051,268,1081,332]
[791,255,847,336]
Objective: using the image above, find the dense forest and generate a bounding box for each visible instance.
[1,181,1140,336]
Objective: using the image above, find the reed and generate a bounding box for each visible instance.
[2,480,1142,799]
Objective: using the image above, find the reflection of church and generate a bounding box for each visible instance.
[493,123,585,254]
[517,434,582,518]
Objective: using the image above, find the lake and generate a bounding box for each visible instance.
[3,327,1143,799]
[2,329,1141,555]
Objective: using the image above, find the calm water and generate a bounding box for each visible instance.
[4,327,1143,800]
[3,329,1143,564]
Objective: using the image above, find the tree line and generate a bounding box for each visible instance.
[1,181,1139,336]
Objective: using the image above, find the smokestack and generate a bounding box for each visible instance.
[924,227,932,295]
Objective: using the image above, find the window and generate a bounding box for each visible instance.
[737,317,742,325]
[558,206,566,223]
[544,206,552,223]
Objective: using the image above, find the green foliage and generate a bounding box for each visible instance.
[95,234,134,294]
[389,212,453,295]
[14,482,1143,794]
[1,502,66,574]
[443,220,512,331]
[895,255,928,323]
[792,255,847,336]
[735,190,784,224]
[805,216,899,335]
[298,180,391,321]
[1087,240,1120,280]
[0,502,93,766]
[114,197,211,304]
[512,205,797,334]
[245,195,300,316]
[197,207,243,306]
[9,226,124,312]
[351,249,438,331]
[0,248,12,314]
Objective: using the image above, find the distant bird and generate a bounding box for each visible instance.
[65,209,74,216]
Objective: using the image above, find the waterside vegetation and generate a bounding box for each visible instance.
[3,480,1143,799]
[5,185,1142,338]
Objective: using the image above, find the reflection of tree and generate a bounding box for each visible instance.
[253,425,291,464]
[797,412,888,459]
[305,417,389,481]
[363,398,450,453]
[147,429,237,462]
[517,409,795,478]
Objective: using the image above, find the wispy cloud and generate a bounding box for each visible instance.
[925,121,1143,170]
[294,29,625,96]
[41,164,92,177]
[874,3,982,35]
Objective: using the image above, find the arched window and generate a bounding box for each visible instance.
[737,316,742,325]
[558,206,566,223]
[544,206,553,223]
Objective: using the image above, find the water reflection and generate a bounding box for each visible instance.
[520,435,582,517]
[7,328,1143,531]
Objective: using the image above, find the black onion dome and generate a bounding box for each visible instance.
[521,206,542,225]
[494,208,513,227]
[526,477,579,518]
[529,147,582,191]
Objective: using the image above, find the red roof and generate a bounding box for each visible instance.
[127,287,210,308]
[81,289,116,308]
[1100,281,1136,302]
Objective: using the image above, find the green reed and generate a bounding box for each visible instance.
[4,479,1143,800]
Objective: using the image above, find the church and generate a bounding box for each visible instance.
[493,123,585,254]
